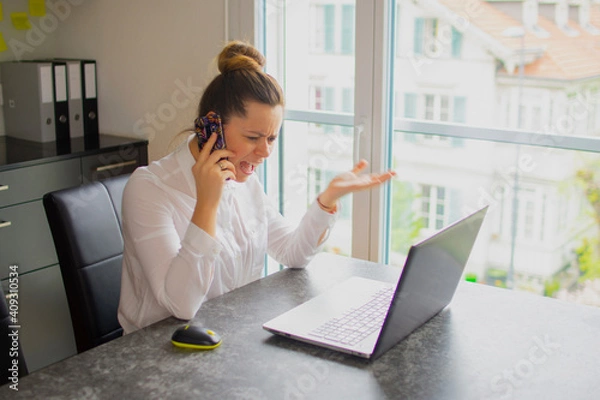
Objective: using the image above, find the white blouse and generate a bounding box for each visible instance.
[117,135,338,334]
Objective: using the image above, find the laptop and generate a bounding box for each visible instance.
[263,205,488,360]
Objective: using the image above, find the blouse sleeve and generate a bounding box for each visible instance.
[266,196,338,268]
[121,173,221,320]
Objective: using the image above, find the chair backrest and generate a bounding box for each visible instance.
[0,285,28,385]
[43,174,130,353]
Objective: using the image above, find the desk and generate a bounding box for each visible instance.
[2,253,599,399]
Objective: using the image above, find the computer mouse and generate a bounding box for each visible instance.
[171,324,222,350]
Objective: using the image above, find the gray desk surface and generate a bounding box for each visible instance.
[2,253,599,399]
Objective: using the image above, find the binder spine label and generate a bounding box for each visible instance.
[40,66,53,104]
[84,63,96,99]
[68,64,82,100]
[54,65,67,102]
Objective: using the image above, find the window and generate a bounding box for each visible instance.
[262,0,600,305]
[497,186,548,243]
[424,94,435,120]
[309,3,355,55]
[420,184,447,230]
[264,0,357,268]
[414,17,462,59]
[403,93,464,123]
[310,5,325,51]
[308,167,323,204]
[402,93,466,145]
[313,87,322,110]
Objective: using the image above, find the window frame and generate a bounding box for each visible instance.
[233,0,600,266]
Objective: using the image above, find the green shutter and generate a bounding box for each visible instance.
[448,189,461,223]
[453,96,466,123]
[404,93,417,118]
[451,27,462,58]
[324,87,335,111]
[342,88,353,113]
[341,5,355,54]
[324,5,335,53]
[414,18,424,55]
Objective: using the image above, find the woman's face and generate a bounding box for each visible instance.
[223,101,283,183]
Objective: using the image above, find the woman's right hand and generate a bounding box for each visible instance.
[190,133,236,236]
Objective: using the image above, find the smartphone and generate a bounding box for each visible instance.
[196,111,226,152]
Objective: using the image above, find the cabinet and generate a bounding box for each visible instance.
[0,134,148,372]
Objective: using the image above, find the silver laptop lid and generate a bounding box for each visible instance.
[371,205,488,359]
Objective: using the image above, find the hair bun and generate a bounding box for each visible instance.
[218,41,265,74]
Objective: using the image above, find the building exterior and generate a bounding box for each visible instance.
[391,0,600,294]
[272,0,600,297]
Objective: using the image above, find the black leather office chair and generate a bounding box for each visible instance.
[43,174,130,353]
[0,285,28,385]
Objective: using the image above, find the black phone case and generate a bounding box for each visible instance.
[196,111,226,152]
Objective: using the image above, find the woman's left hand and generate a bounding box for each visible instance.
[318,159,396,208]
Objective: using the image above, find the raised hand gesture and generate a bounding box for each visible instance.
[317,159,396,209]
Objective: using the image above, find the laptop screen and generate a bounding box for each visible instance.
[372,206,488,359]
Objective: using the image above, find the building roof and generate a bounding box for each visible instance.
[436,0,600,80]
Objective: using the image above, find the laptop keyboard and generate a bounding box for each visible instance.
[309,286,394,346]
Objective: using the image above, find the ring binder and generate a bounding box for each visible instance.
[0,61,57,143]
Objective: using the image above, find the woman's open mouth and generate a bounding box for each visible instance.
[239,161,256,175]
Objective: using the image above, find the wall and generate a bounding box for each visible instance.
[0,1,60,62]
[0,0,229,162]
[0,0,61,135]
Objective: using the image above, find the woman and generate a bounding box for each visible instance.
[117,41,395,334]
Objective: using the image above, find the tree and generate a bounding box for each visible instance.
[575,163,600,282]
[575,238,600,282]
[389,181,423,256]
